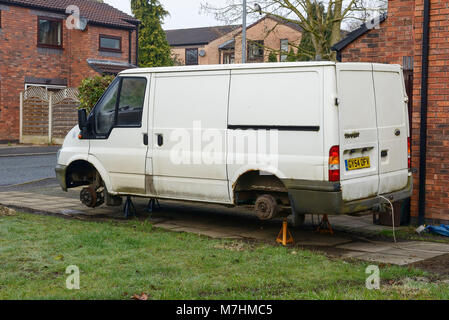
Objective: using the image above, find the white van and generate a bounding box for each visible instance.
[56,62,412,225]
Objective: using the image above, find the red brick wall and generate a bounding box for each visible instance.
[412,0,449,223]
[0,5,136,142]
[340,0,415,64]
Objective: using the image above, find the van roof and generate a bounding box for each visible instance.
[119,61,339,75]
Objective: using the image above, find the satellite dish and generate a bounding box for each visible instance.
[77,18,88,31]
[199,49,206,57]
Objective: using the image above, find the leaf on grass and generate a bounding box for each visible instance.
[54,255,64,261]
[131,293,149,300]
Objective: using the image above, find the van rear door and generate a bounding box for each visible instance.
[336,64,379,201]
[372,64,409,194]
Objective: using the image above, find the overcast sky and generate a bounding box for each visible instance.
[104,0,224,30]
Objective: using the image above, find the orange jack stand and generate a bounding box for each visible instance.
[316,214,334,235]
[276,219,294,246]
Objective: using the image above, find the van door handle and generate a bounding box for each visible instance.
[143,133,148,146]
[381,150,388,157]
[157,134,164,147]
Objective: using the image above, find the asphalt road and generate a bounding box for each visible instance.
[0,146,59,187]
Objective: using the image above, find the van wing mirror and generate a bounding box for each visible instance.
[78,109,88,131]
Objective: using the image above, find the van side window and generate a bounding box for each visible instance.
[94,78,120,135]
[116,78,147,127]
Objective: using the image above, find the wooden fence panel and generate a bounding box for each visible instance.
[22,87,49,138]
[21,87,80,143]
[52,88,80,139]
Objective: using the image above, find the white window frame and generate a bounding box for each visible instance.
[25,84,66,91]
[280,39,289,62]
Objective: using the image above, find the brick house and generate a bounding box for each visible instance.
[0,0,139,143]
[333,0,449,225]
[166,16,303,65]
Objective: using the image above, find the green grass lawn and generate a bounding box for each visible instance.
[1,211,448,300]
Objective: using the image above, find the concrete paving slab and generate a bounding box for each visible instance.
[356,252,423,266]
[195,230,244,239]
[336,242,394,253]
[380,247,443,260]
[291,235,353,247]
[400,242,449,253]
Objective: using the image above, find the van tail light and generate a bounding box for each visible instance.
[329,145,340,182]
[408,137,411,170]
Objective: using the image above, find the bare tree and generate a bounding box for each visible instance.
[201,0,387,61]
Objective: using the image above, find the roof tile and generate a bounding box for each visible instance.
[165,25,240,47]
[2,0,139,28]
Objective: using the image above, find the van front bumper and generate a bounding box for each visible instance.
[284,176,413,216]
[55,164,68,192]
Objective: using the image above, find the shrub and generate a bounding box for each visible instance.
[268,51,278,62]
[78,75,114,113]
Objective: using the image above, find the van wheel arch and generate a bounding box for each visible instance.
[66,160,103,189]
[232,170,289,206]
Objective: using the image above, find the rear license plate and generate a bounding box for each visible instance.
[345,157,370,171]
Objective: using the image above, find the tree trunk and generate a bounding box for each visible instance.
[329,0,343,61]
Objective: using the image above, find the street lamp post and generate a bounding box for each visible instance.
[242,0,247,64]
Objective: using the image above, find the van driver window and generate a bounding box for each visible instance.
[94,78,120,135]
[116,78,147,127]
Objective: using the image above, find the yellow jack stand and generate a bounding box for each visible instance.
[276,219,294,246]
[316,214,334,235]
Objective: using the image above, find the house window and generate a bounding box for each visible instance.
[248,40,264,62]
[99,35,122,52]
[280,39,289,62]
[223,52,235,64]
[185,48,198,65]
[38,17,62,48]
[25,84,66,92]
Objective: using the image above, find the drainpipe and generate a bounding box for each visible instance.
[242,0,247,64]
[418,0,430,226]
[136,26,139,67]
[128,30,132,64]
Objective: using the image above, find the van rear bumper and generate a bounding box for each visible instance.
[284,176,413,216]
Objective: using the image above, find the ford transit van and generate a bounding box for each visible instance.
[56,62,412,225]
